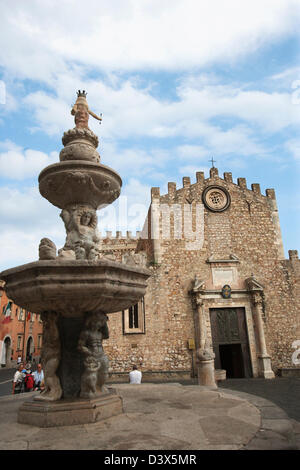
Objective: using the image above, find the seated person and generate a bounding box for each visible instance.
[33,363,44,391]
[129,365,142,384]
[12,363,25,394]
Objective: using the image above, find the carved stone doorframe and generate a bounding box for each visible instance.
[245,276,275,379]
[191,274,275,381]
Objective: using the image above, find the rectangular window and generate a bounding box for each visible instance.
[37,335,42,349]
[128,304,139,328]
[122,298,145,334]
[17,335,22,351]
[18,308,25,321]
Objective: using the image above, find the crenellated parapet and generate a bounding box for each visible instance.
[182,176,191,188]
[99,231,141,263]
[151,168,282,203]
[282,249,300,271]
[196,171,205,183]
[289,250,299,261]
[101,230,141,242]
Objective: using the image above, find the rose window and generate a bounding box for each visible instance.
[202,186,231,212]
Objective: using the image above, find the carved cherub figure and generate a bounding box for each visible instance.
[59,205,100,260]
[78,311,109,399]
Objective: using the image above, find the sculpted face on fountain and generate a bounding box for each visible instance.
[81,211,93,226]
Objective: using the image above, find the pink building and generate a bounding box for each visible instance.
[0,281,43,368]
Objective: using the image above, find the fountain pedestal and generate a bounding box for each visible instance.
[18,391,123,427]
[17,309,122,427]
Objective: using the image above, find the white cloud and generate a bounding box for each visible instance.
[0,140,58,180]
[179,165,210,177]
[99,141,172,182]
[175,81,300,134]
[23,91,74,136]
[285,139,300,161]
[98,177,151,235]
[0,185,65,270]
[202,125,266,156]
[177,145,208,160]
[0,230,41,270]
[1,0,299,81]
[20,72,300,153]
[270,66,300,90]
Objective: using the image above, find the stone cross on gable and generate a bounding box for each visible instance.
[209,157,216,168]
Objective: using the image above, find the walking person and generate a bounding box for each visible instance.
[129,365,142,384]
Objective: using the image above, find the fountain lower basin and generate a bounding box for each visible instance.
[0,259,150,317]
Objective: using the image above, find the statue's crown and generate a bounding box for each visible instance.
[77,90,87,98]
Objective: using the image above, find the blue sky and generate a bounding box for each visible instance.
[0,0,299,270]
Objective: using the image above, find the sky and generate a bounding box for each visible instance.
[0,0,300,270]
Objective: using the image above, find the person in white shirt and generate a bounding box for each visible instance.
[33,363,44,391]
[129,365,142,384]
[12,363,25,394]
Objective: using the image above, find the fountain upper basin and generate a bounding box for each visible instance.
[0,259,150,317]
[39,160,122,210]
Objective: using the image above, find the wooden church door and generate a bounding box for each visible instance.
[210,308,252,378]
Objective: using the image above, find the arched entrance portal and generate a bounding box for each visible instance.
[26,337,34,363]
[1,337,12,368]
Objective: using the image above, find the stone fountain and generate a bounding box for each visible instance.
[0,91,150,427]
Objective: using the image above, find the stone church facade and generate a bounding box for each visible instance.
[101,167,300,381]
